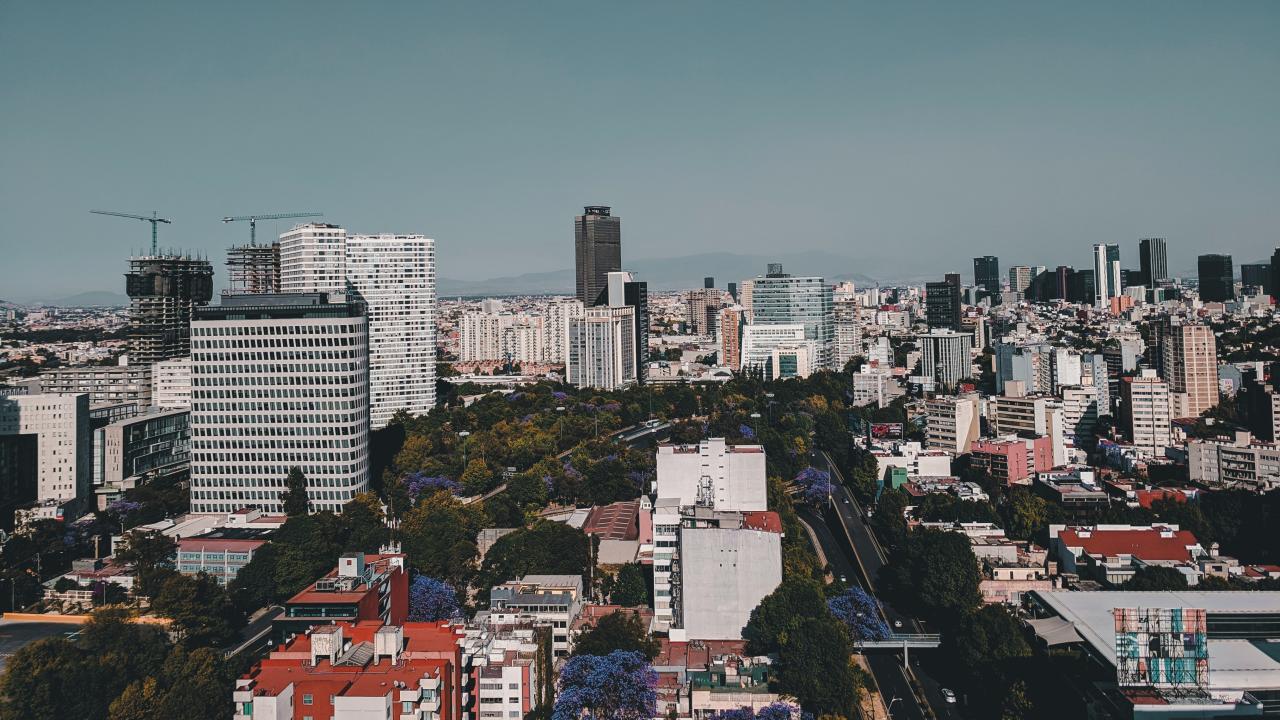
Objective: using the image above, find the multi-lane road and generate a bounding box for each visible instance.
[810,451,962,719]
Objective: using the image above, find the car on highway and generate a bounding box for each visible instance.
[941,688,956,703]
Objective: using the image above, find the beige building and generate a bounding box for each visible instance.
[925,394,981,454]
[1120,370,1172,454]
[1162,321,1219,418]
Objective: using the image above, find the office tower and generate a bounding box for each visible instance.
[1161,321,1219,418]
[279,223,347,296]
[704,276,715,289]
[1105,244,1122,297]
[1197,254,1235,302]
[189,293,370,515]
[1091,244,1111,309]
[1241,264,1270,293]
[749,265,833,368]
[719,306,745,370]
[685,287,721,335]
[1138,238,1168,286]
[152,357,191,409]
[574,206,622,306]
[225,243,281,295]
[566,306,636,390]
[94,408,189,509]
[918,329,974,390]
[833,296,862,370]
[604,271,649,383]
[125,254,214,366]
[1120,370,1172,454]
[1008,266,1033,295]
[973,256,1000,295]
[542,299,584,365]
[345,235,436,428]
[1055,266,1074,300]
[740,324,812,379]
[0,393,91,526]
[1271,248,1280,300]
[925,273,963,331]
[727,282,738,302]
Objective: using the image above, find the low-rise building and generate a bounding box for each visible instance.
[1187,432,1280,492]
[176,528,271,585]
[276,552,409,640]
[488,575,583,657]
[652,638,781,720]
[1050,524,1205,586]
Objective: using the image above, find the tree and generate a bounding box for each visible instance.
[827,587,890,641]
[880,528,982,626]
[552,650,657,720]
[713,703,800,720]
[475,521,591,603]
[407,575,462,622]
[571,611,659,660]
[1002,488,1050,542]
[114,529,176,596]
[1000,680,1035,720]
[460,458,496,495]
[604,562,650,607]
[944,605,1032,682]
[341,493,390,553]
[400,490,484,588]
[1123,566,1188,591]
[743,577,830,655]
[775,616,860,717]
[149,572,243,648]
[280,467,310,516]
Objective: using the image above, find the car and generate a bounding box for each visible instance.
[842,497,850,504]
[941,688,956,704]
[893,620,903,629]
[839,575,848,584]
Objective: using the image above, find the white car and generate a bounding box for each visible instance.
[941,688,956,704]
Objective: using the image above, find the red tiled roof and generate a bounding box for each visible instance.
[177,538,266,552]
[1058,527,1199,562]
[741,511,783,534]
[584,500,640,541]
[1135,489,1187,509]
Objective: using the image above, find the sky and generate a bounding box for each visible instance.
[2,1,1278,299]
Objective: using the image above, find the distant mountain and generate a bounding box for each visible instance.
[42,291,130,307]
[439,251,889,297]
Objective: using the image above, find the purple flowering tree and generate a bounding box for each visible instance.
[738,423,756,440]
[792,466,833,506]
[552,650,656,720]
[407,575,463,622]
[827,587,891,641]
[714,702,800,720]
[403,472,462,499]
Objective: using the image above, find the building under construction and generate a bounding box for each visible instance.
[224,242,281,295]
[125,254,214,366]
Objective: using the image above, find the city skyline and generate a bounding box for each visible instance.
[4,2,1280,299]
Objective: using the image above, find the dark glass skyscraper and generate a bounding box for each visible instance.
[1139,237,1168,286]
[973,256,1000,294]
[925,273,963,330]
[574,206,622,306]
[1198,254,1235,302]
[1241,264,1270,293]
[1271,248,1280,299]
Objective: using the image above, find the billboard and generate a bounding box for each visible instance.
[1113,608,1209,689]
[870,423,904,440]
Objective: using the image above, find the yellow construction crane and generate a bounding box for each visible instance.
[222,212,323,245]
[90,209,171,255]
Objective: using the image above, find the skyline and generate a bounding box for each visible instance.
[3,1,1280,299]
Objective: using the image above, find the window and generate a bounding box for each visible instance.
[302,694,313,705]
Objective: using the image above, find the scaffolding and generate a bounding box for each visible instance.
[125,254,213,366]
[224,242,281,295]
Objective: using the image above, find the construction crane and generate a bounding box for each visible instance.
[222,212,323,245]
[90,210,171,255]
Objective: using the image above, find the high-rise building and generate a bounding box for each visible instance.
[542,299,584,365]
[738,279,755,321]
[719,306,745,370]
[704,276,715,289]
[1008,266,1033,295]
[225,243,281,296]
[1138,238,1168,286]
[459,311,502,362]
[278,223,347,296]
[925,394,981,454]
[740,324,811,380]
[1271,248,1280,300]
[1198,254,1235,302]
[152,357,191,410]
[604,271,649,383]
[974,256,1000,295]
[727,282,739,302]
[685,287,721,336]
[189,293,370,514]
[1120,370,1172,454]
[1055,266,1074,301]
[1105,244,1122,297]
[1092,244,1111,309]
[574,206,621,306]
[925,273,963,330]
[344,235,436,428]
[833,297,862,370]
[125,254,214,366]
[0,393,91,526]
[1241,263,1270,294]
[918,329,974,390]
[749,264,834,369]
[566,305,636,390]
[1161,321,1219,419]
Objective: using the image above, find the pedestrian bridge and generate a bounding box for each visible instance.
[856,633,941,650]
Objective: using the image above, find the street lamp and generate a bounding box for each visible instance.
[887,696,901,718]
[458,431,471,468]
[765,392,776,424]
[555,406,566,445]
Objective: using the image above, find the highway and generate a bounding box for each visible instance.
[814,451,962,719]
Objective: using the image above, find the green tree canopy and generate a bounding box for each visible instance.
[280,466,310,516]
[571,610,659,660]
[400,490,485,588]
[475,521,591,603]
[1123,565,1189,591]
[880,528,982,626]
[743,576,831,656]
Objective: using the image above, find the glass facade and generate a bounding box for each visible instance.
[750,269,834,370]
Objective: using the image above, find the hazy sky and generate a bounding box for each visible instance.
[2,1,1278,299]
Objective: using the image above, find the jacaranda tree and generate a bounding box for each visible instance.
[827,587,891,641]
[406,575,462,622]
[551,650,656,720]
[792,466,834,506]
[713,701,799,719]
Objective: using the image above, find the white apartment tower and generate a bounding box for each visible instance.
[151,356,192,409]
[542,299,584,365]
[566,306,636,390]
[279,224,347,296]
[189,294,370,514]
[918,329,974,390]
[345,235,436,428]
[0,393,91,517]
[833,297,862,370]
[1092,243,1111,309]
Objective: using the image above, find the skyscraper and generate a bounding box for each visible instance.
[604,271,649,383]
[125,254,214,366]
[225,243,281,295]
[918,329,974,391]
[1271,248,1280,301]
[973,256,1000,295]
[1105,244,1122,297]
[833,296,862,370]
[1241,264,1270,294]
[749,264,834,369]
[567,305,636,390]
[574,206,621,306]
[1008,266,1033,295]
[1092,244,1111,309]
[345,234,437,428]
[1197,254,1235,302]
[1161,320,1219,419]
[279,223,347,296]
[189,293,370,514]
[925,273,962,330]
[1138,237,1168,286]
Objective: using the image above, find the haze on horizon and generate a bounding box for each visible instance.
[2,1,1278,300]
